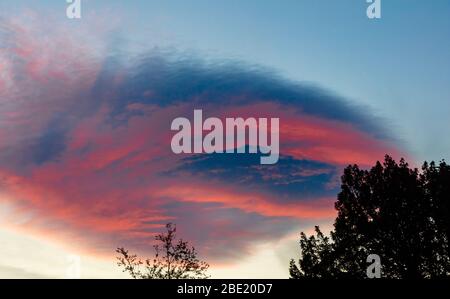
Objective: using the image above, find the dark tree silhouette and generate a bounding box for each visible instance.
[116,223,210,279]
[290,156,450,279]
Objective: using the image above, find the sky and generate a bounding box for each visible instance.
[0,0,449,278]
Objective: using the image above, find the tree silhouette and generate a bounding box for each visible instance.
[116,223,210,279]
[290,156,450,279]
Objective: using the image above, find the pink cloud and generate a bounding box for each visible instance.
[0,14,408,264]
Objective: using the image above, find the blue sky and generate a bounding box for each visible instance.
[107,0,450,162]
[0,0,449,278]
[2,0,449,160]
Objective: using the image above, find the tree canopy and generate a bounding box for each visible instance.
[290,156,450,279]
[117,223,210,279]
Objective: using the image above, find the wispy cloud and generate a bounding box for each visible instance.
[0,14,404,267]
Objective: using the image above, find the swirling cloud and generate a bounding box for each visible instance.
[0,15,404,264]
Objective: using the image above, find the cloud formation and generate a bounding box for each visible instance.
[0,14,404,264]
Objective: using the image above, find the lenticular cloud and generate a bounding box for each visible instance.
[0,15,403,262]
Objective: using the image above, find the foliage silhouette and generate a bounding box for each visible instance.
[290,155,450,279]
[116,223,210,279]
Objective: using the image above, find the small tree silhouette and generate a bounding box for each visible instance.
[290,156,450,279]
[116,223,210,279]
